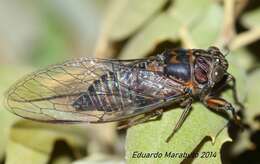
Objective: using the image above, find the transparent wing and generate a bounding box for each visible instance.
[5,57,185,123]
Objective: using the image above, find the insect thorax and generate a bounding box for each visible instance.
[161,47,229,96]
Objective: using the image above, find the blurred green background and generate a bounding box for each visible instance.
[0,0,260,164]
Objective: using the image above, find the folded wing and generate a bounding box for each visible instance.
[5,57,185,123]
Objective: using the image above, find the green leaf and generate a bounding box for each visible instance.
[241,8,260,28]
[230,68,260,155]
[0,108,17,161]
[168,0,211,26]
[28,2,71,67]
[228,48,255,71]
[192,128,231,164]
[225,50,247,103]
[119,14,181,59]
[245,69,260,129]
[72,153,123,164]
[190,4,224,47]
[51,154,73,164]
[0,66,32,161]
[126,103,228,164]
[118,0,219,59]
[107,0,168,40]
[5,121,87,164]
[6,140,50,164]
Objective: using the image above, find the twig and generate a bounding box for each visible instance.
[230,28,260,50]
[217,0,236,47]
[234,0,249,17]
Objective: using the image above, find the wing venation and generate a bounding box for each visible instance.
[5,57,185,123]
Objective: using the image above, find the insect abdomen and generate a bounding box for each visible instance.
[72,67,180,113]
[72,73,122,112]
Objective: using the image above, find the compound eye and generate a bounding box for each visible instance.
[212,66,225,83]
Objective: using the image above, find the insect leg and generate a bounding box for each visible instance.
[166,98,192,143]
[203,96,242,127]
[117,109,163,130]
[226,74,245,110]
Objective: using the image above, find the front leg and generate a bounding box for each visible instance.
[226,74,244,110]
[211,74,244,110]
[203,96,242,127]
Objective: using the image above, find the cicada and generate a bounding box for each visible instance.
[5,46,243,142]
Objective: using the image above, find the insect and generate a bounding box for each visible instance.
[5,46,243,142]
